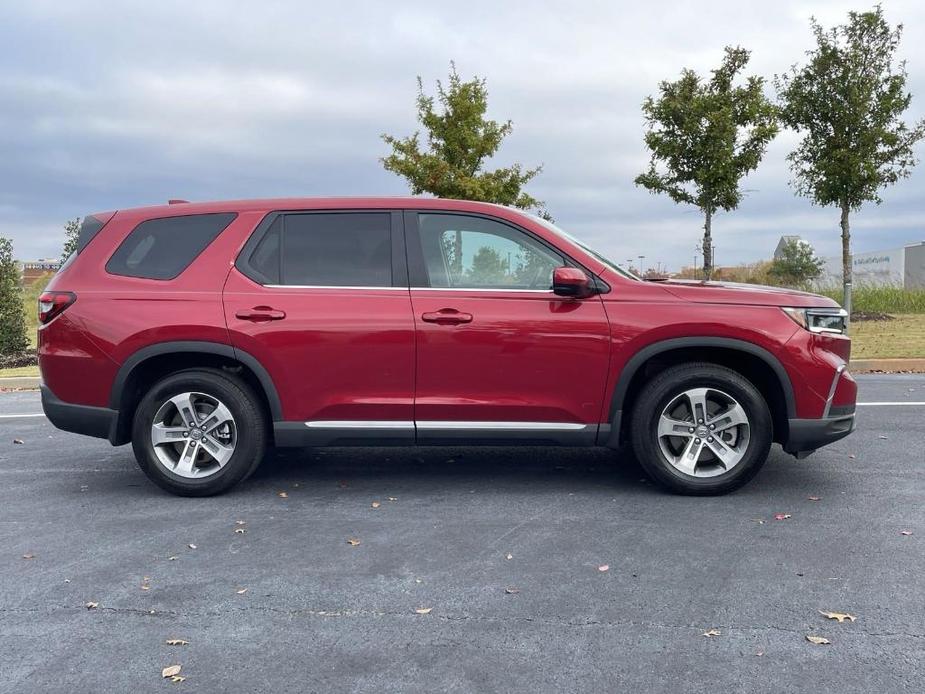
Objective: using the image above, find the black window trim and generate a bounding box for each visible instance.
[235,209,408,289]
[402,210,610,294]
[105,212,238,281]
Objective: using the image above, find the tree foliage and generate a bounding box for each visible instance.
[61,217,80,263]
[381,64,549,216]
[775,6,925,293]
[635,46,778,278]
[769,239,825,288]
[0,237,29,355]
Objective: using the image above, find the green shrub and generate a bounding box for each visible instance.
[817,285,925,313]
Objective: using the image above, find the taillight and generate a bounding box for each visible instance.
[38,291,76,324]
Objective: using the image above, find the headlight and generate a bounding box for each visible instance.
[782,307,847,334]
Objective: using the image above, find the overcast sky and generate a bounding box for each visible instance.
[2,0,924,271]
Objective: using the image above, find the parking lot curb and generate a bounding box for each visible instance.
[0,376,41,390]
[850,358,925,373]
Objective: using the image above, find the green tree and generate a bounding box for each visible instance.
[776,6,925,309]
[61,217,81,263]
[769,239,825,288]
[635,46,779,278]
[381,63,549,216]
[0,237,29,355]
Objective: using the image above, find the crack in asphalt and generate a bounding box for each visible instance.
[0,604,922,640]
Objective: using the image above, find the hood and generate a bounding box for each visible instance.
[656,279,841,308]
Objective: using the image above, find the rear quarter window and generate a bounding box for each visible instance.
[106,213,236,280]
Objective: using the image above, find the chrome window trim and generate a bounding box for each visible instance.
[266,285,408,291]
[410,287,554,294]
[822,363,847,418]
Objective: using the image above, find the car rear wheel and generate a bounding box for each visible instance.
[131,369,267,496]
[629,362,772,495]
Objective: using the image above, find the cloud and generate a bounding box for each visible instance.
[1,0,924,267]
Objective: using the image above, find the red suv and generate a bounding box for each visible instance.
[38,198,856,496]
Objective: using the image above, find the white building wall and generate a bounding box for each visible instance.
[820,247,906,287]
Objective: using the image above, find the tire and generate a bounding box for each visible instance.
[131,368,267,496]
[629,362,772,495]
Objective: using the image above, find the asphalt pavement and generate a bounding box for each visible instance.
[1,375,923,693]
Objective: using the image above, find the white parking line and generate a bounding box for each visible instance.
[0,402,923,421]
[856,402,925,407]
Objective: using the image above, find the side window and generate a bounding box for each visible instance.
[417,214,563,289]
[252,212,391,287]
[106,213,236,280]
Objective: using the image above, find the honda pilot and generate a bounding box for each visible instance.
[38,198,856,496]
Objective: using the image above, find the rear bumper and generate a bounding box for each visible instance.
[783,413,856,457]
[41,384,118,442]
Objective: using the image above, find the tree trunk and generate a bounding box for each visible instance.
[840,202,851,316]
[702,209,713,280]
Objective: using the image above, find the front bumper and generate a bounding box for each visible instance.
[783,412,856,458]
[41,384,118,442]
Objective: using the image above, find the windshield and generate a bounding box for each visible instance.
[527,214,640,281]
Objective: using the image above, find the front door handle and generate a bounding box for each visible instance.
[236,306,286,322]
[421,308,473,325]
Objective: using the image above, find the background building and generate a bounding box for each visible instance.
[819,241,925,288]
[18,259,60,286]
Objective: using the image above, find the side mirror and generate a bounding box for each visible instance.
[552,266,595,298]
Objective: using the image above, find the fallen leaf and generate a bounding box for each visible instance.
[504,587,520,594]
[278,491,288,498]
[702,629,721,637]
[22,553,34,560]
[162,665,182,678]
[165,639,189,646]
[819,610,856,623]
[187,544,197,550]
[347,538,361,546]
[168,556,178,561]
[236,588,248,595]
[414,607,432,614]
[808,496,821,501]
[235,520,246,525]
[86,602,98,609]
[505,553,513,560]
[755,651,764,657]
[141,585,150,591]
[371,501,380,509]
[774,513,792,521]
[170,676,186,683]
[750,518,765,525]
[387,497,397,502]
[12,438,23,444]
[234,528,246,534]
[848,454,856,459]
[805,635,830,645]
[878,435,888,440]
[900,530,913,536]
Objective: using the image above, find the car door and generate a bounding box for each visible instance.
[223,209,415,443]
[405,210,611,444]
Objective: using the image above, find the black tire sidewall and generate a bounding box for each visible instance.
[132,370,266,496]
[631,365,772,495]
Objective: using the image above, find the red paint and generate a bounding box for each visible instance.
[39,197,855,439]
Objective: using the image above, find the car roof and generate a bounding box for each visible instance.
[103,197,522,219]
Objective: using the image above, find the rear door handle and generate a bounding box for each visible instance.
[421,309,473,325]
[236,306,286,322]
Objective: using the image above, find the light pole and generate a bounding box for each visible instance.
[638,255,646,274]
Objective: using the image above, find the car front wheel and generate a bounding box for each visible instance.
[630,362,772,495]
[131,369,267,496]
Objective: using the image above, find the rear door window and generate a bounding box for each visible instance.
[106,213,236,280]
[240,212,393,287]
